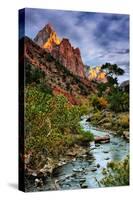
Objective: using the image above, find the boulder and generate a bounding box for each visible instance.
[94,135,110,143]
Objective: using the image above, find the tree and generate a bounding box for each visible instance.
[107,88,129,112]
[101,63,124,77]
[101,63,125,86]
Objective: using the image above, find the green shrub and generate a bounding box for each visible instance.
[46,53,54,62]
[101,156,129,186]
[77,126,94,141]
[108,89,129,112]
[25,62,45,84]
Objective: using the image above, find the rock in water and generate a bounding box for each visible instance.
[80,183,88,188]
[73,168,83,172]
[79,178,86,183]
[105,157,110,160]
[96,163,100,168]
[94,135,110,143]
[103,151,109,153]
[91,167,97,172]
[35,178,43,188]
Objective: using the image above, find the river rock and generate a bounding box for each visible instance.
[100,140,110,144]
[35,178,43,188]
[90,147,96,151]
[105,157,110,160]
[94,135,110,143]
[123,131,129,140]
[32,172,37,177]
[80,182,88,188]
[58,160,67,166]
[73,168,83,172]
[79,178,86,183]
[103,151,109,153]
[95,144,100,147]
[96,163,100,168]
[91,167,97,172]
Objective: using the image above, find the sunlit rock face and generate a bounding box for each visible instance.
[34,24,85,78]
[88,66,107,83]
[34,23,61,51]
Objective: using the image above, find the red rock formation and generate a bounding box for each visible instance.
[20,36,96,105]
[52,38,85,78]
[34,24,85,78]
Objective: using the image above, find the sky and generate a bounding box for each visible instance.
[20,8,129,83]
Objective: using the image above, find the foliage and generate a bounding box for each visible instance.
[77,126,94,142]
[101,63,125,88]
[118,114,129,129]
[107,89,129,112]
[101,63,125,77]
[25,85,93,168]
[25,61,45,84]
[97,82,107,96]
[46,53,54,62]
[98,97,108,108]
[101,156,129,186]
[90,94,108,110]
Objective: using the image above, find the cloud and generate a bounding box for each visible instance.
[24,8,129,82]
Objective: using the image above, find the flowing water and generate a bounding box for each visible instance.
[25,117,129,192]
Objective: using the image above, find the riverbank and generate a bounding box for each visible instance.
[86,110,129,140]
[25,116,129,191]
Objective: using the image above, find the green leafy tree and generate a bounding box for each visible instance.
[101,63,125,86]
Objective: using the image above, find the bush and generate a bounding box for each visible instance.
[101,156,129,186]
[90,94,108,110]
[98,97,108,109]
[25,61,45,84]
[108,89,129,112]
[46,53,54,62]
[77,126,94,142]
[118,115,129,129]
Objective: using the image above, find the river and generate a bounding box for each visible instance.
[25,117,129,192]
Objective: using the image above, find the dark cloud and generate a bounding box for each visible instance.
[24,8,129,82]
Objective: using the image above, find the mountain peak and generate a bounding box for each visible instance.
[34,24,85,78]
[34,24,61,51]
[42,23,54,33]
